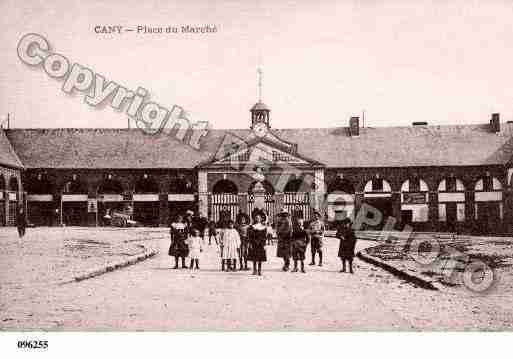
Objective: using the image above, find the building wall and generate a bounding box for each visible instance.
[17,164,513,234]
[22,168,197,227]
[324,165,510,233]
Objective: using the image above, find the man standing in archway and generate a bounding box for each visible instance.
[309,211,325,266]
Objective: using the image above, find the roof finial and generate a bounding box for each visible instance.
[257,67,263,103]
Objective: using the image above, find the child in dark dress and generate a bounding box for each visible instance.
[336,218,357,273]
[247,214,267,276]
[291,218,309,273]
[168,215,189,269]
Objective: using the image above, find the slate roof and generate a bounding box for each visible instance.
[5,123,513,169]
[0,130,23,168]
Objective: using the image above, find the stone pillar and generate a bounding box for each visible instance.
[465,189,475,234]
[504,187,513,234]
[1,188,6,226]
[239,193,248,215]
[428,191,438,232]
[275,192,284,213]
[198,170,208,218]
[54,192,62,227]
[314,169,326,212]
[391,191,402,227]
[159,193,169,227]
[87,182,98,227]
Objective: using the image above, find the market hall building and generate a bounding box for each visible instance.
[2,102,513,234]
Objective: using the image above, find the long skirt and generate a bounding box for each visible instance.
[276,236,292,258]
[247,243,267,262]
[168,240,189,257]
[338,243,355,260]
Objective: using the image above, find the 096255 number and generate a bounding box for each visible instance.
[17,340,48,349]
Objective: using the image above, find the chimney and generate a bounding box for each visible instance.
[349,116,359,136]
[490,113,500,133]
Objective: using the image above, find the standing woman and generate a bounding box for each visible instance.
[337,218,357,273]
[247,214,267,276]
[16,207,27,238]
[169,214,189,269]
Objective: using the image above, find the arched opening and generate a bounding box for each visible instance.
[248,180,274,194]
[474,175,503,233]
[8,176,18,192]
[62,175,88,226]
[98,178,123,194]
[26,173,55,226]
[63,177,87,194]
[134,175,160,226]
[400,177,429,227]
[26,174,52,194]
[283,178,311,192]
[212,179,238,194]
[168,177,196,224]
[283,178,312,221]
[7,176,19,226]
[327,177,355,224]
[362,176,393,229]
[247,180,275,223]
[211,179,239,224]
[327,177,355,194]
[135,176,159,193]
[437,176,466,232]
[169,178,194,194]
[97,176,127,226]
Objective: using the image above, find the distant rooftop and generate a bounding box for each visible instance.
[4,121,513,169]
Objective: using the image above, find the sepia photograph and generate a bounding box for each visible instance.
[1,0,513,357]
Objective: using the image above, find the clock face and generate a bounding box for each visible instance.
[254,122,267,137]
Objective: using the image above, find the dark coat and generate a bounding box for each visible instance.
[168,223,189,257]
[291,227,309,260]
[275,215,292,258]
[247,226,267,262]
[337,227,357,259]
[16,211,27,229]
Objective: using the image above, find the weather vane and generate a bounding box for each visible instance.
[257,67,263,102]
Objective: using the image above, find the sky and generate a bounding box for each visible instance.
[1,0,513,129]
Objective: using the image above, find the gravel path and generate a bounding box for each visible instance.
[1,228,511,330]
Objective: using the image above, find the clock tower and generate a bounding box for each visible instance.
[250,68,270,129]
[250,101,270,129]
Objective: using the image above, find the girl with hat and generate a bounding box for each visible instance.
[247,214,267,276]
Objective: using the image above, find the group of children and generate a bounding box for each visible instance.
[168,210,357,275]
